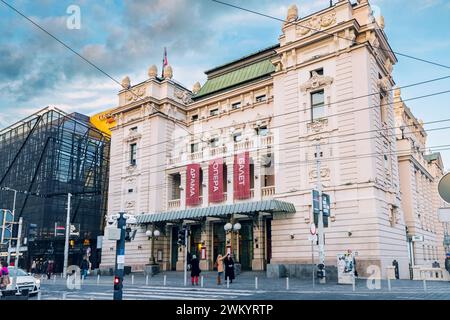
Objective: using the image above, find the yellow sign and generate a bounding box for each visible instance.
[90,109,116,135]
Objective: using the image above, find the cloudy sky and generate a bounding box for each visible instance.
[0,0,449,168]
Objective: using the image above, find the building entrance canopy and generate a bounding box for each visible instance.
[136,200,295,224]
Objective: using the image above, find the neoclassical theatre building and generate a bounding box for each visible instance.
[99,0,448,279]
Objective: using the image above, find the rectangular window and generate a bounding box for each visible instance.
[231,102,241,110]
[130,127,138,133]
[130,143,137,166]
[190,143,199,153]
[128,189,134,193]
[256,126,268,136]
[191,114,199,122]
[210,137,219,147]
[233,132,242,142]
[311,90,325,121]
[210,108,219,116]
[255,95,267,103]
[310,68,324,77]
[380,93,387,124]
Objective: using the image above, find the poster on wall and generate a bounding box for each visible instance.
[209,158,224,202]
[233,151,250,200]
[337,251,355,284]
[186,163,201,206]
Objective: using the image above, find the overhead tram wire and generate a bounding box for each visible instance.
[0,0,208,145]
[104,144,450,197]
[1,0,449,152]
[96,89,450,168]
[211,0,450,70]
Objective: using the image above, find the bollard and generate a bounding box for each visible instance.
[387,277,391,291]
[146,275,149,286]
[53,275,56,284]
[37,291,42,300]
[63,292,67,300]
[97,274,100,285]
[201,276,204,288]
[352,276,355,292]
[227,278,229,289]
[164,275,167,287]
[255,276,258,290]
[81,275,85,285]
[286,277,290,290]
[423,278,427,292]
[132,274,134,285]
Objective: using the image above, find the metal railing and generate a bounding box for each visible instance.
[261,186,275,198]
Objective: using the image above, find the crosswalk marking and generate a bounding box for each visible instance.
[46,286,259,300]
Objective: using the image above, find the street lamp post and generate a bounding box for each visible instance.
[146,228,160,265]
[224,222,241,262]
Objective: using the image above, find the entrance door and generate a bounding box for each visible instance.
[213,223,226,270]
[239,221,253,271]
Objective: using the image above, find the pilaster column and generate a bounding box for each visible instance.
[252,214,266,270]
[180,170,186,210]
[201,164,209,207]
[199,221,212,270]
[254,154,263,201]
[226,159,234,204]
[161,225,171,271]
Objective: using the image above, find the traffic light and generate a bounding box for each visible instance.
[113,276,122,291]
[28,224,38,242]
[177,228,185,246]
[317,263,326,279]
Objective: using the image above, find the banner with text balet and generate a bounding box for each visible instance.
[234,151,251,200]
[209,158,224,203]
[186,163,201,206]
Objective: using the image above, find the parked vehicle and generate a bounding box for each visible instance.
[3,267,40,296]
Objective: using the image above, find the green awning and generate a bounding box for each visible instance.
[193,59,275,99]
[136,199,295,224]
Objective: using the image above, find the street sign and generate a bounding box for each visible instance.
[55,222,65,237]
[8,246,27,252]
[70,224,80,237]
[412,235,424,242]
[310,223,317,235]
[438,173,450,203]
[105,226,121,240]
[322,193,330,228]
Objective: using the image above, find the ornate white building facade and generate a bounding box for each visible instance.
[99,0,447,279]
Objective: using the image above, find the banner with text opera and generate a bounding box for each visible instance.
[209,158,224,203]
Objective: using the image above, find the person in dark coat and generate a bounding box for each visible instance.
[190,255,201,286]
[46,260,54,280]
[80,257,90,279]
[224,254,235,284]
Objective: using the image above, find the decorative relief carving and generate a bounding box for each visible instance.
[126,165,137,175]
[377,76,390,92]
[384,58,393,74]
[126,201,135,209]
[300,71,334,92]
[125,86,146,102]
[309,167,330,179]
[286,4,298,22]
[307,118,329,133]
[174,88,193,105]
[296,11,336,38]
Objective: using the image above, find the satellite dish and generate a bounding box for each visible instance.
[438,173,450,203]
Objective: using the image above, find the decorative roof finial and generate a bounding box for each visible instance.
[163,65,173,79]
[148,65,158,78]
[121,76,130,89]
[287,4,298,22]
[192,82,201,94]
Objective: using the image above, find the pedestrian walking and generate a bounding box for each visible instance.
[215,254,225,285]
[80,257,90,278]
[224,253,235,284]
[31,260,37,275]
[47,260,54,280]
[1,261,11,290]
[190,255,201,286]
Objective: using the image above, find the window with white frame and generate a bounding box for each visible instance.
[130,143,137,166]
[231,102,241,110]
[311,90,325,121]
[255,95,267,103]
[190,143,199,153]
[210,109,219,116]
[210,137,219,147]
[233,132,243,142]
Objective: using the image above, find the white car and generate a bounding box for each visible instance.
[4,267,41,296]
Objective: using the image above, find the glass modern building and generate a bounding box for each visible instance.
[0,107,110,272]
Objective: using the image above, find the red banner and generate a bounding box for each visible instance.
[186,164,201,206]
[234,151,251,200]
[209,158,224,203]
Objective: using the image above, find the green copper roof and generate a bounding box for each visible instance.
[136,199,296,224]
[193,59,275,99]
[424,153,440,162]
